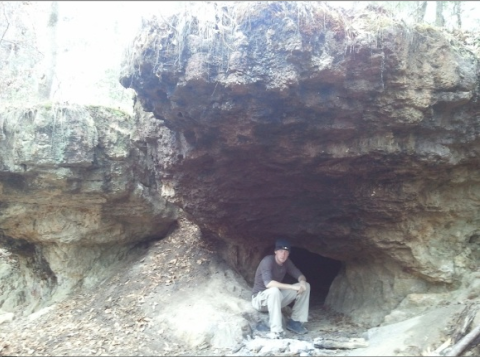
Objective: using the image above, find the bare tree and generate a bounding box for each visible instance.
[414,1,427,23]
[37,1,58,100]
[0,2,43,104]
[453,1,462,29]
[0,3,10,44]
[435,1,446,27]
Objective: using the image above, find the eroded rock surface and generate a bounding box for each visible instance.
[120,2,480,325]
[0,104,178,313]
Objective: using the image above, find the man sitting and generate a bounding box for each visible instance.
[251,238,311,338]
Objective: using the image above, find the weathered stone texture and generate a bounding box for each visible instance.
[0,105,178,313]
[120,2,480,325]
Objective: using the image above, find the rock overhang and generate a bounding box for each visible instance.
[120,1,480,324]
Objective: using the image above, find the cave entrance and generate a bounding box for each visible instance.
[286,246,342,307]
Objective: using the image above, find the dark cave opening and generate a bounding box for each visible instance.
[286,246,342,307]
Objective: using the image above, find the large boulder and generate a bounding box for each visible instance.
[120,2,480,325]
[0,104,178,314]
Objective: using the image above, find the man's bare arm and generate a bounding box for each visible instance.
[297,275,307,294]
[266,276,308,294]
[266,280,301,291]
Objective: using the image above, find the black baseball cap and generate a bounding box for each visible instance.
[275,238,291,251]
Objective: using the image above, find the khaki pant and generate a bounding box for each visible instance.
[251,282,310,333]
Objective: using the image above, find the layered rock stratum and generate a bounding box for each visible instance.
[0,104,178,313]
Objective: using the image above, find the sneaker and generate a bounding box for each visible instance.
[266,331,285,339]
[255,321,270,332]
[286,319,308,335]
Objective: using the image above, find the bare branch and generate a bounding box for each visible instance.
[444,324,480,356]
[0,38,44,57]
[0,4,11,44]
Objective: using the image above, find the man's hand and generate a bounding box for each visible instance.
[297,280,307,295]
[296,275,307,295]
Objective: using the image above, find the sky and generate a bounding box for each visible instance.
[48,1,186,108]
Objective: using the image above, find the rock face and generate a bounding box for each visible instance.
[120,2,480,325]
[0,104,178,314]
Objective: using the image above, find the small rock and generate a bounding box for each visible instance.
[0,311,14,325]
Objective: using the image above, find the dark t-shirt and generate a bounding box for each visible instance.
[252,255,303,296]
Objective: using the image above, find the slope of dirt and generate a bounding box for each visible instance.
[0,216,363,356]
[0,216,219,356]
[1,216,479,356]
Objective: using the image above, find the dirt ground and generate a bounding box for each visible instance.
[0,216,478,356]
[0,216,364,356]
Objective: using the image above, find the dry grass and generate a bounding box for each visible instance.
[123,1,471,81]
[128,1,355,74]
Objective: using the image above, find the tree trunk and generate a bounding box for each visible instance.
[435,1,445,27]
[453,2,462,29]
[37,1,58,100]
[414,1,427,23]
